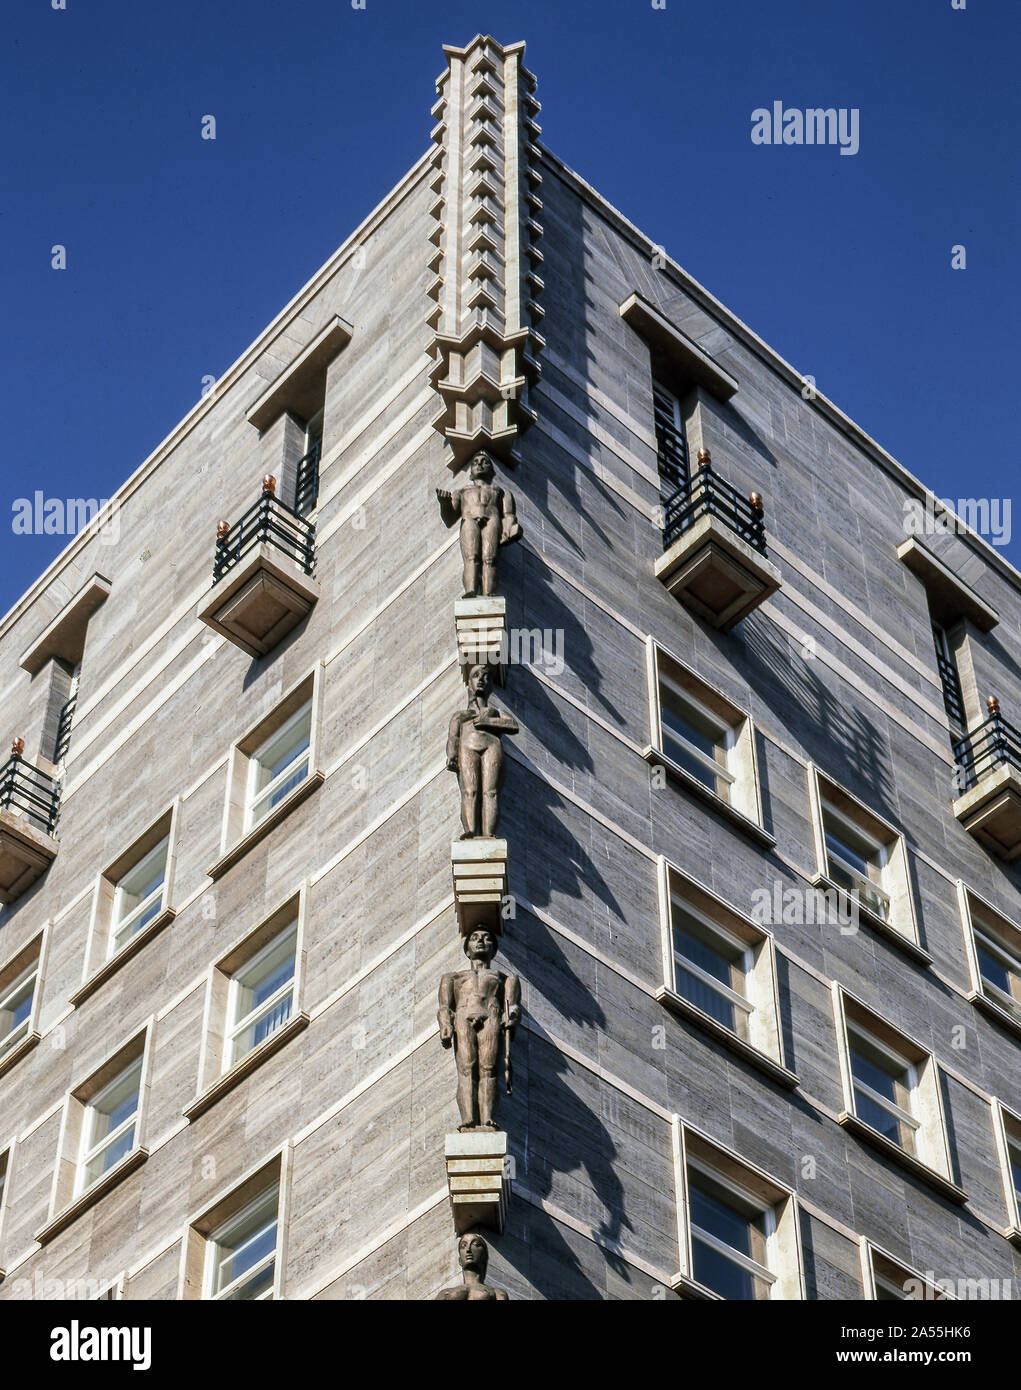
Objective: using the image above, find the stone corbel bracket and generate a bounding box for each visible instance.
[428,34,545,470]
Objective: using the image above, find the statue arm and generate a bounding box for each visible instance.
[499,488,523,545]
[503,973,522,1030]
[436,487,461,529]
[475,708,519,736]
[446,712,465,769]
[438,974,456,1045]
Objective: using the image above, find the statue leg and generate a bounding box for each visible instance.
[477,1017,501,1128]
[480,516,500,596]
[453,1017,479,1129]
[480,742,502,837]
[460,518,482,597]
[458,745,481,837]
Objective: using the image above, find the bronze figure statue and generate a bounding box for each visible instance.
[446,664,519,839]
[434,1232,509,1300]
[438,928,521,1132]
[436,450,523,598]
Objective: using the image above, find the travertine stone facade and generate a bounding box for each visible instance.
[0,35,1018,1301]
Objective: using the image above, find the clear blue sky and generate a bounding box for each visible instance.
[2,0,1018,614]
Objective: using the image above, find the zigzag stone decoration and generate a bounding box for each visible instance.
[428,34,545,469]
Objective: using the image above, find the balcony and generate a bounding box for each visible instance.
[655,450,780,629]
[197,477,319,658]
[0,740,60,903]
[953,698,1021,862]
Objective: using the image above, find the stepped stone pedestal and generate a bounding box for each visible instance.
[451,839,509,935]
[455,597,507,683]
[444,1131,510,1234]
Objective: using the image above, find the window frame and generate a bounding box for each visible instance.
[958,882,1021,1038]
[179,1148,291,1301]
[807,764,927,962]
[37,1024,153,1245]
[645,640,772,847]
[75,804,180,1005]
[833,985,963,1202]
[656,858,795,1087]
[204,1183,280,1301]
[186,887,309,1121]
[0,930,45,1078]
[671,1120,805,1300]
[75,1055,143,1199]
[211,664,325,879]
[244,700,314,834]
[992,1100,1021,1245]
[860,1238,957,1301]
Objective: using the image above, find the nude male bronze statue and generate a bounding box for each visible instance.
[434,1232,509,1300]
[436,450,523,598]
[446,664,519,839]
[438,928,521,1132]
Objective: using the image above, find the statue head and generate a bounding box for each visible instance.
[457,1232,489,1278]
[466,664,492,700]
[469,451,495,483]
[464,928,497,962]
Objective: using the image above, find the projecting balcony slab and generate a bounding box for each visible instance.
[197,545,319,658]
[455,597,507,683]
[0,809,58,904]
[953,765,1021,863]
[655,514,780,630]
[444,1131,510,1234]
[451,839,509,935]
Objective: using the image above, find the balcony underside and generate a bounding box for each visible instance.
[655,515,780,630]
[0,808,58,903]
[953,765,1021,862]
[197,545,319,658]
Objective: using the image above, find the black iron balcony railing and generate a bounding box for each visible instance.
[0,741,61,837]
[214,477,316,582]
[662,450,767,555]
[953,697,1021,795]
[294,438,321,516]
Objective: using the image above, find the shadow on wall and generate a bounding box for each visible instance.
[733,612,896,819]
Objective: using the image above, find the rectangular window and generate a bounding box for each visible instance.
[865,1244,954,1301]
[847,1027,919,1156]
[245,701,312,833]
[0,960,37,1058]
[653,380,690,497]
[675,1127,804,1299]
[294,409,323,516]
[688,1163,773,1301]
[671,898,751,1041]
[973,920,1021,1014]
[660,677,734,802]
[822,803,890,921]
[932,624,966,734]
[225,922,297,1069]
[77,1057,142,1195]
[109,836,169,958]
[835,989,960,1200]
[205,1183,279,1301]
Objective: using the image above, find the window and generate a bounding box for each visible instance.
[182,1157,286,1300]
[660,678,734,802]
[834,988,961,1200]
[646,643,768,840]
[674,1126,804,1300]
[225,922,297,1068]
[77,1057,142,1195]
[0,959,37,1058]
[959,885,1021,1033]
[808,767,923,957]
[864,1244,954,1301]
[213,668,323,877]
[653,380,690,498]
[672,899,751,1040]
[658,863,792,1083]
[294,409,323,516]
[932,624,966,735]
[992,1102,1021,1239]
[246,702,311,832]
[186,894,308,1119]
[688,1162,773,1300]
[109,837,169,958]
[205,1183,279,1300]
[847,1027,919,1156]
